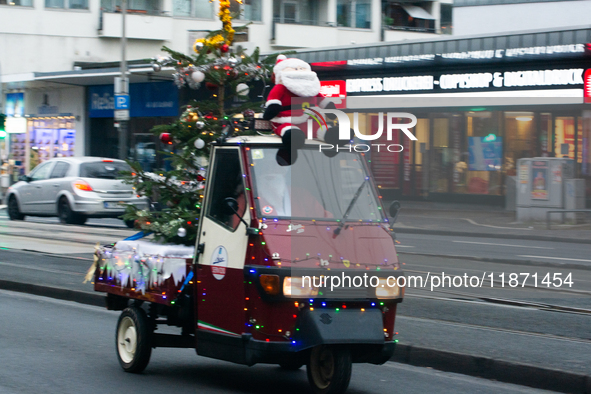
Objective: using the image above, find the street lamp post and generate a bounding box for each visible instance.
[117,0,129,160]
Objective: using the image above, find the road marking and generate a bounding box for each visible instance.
[453,240,553,249]
[519,255,591,263]
[462,218,532,230]
[395,245,415,248]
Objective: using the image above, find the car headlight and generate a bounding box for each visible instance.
[283,276,319,298]
[375,278,400,299]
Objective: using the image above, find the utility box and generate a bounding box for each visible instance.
[516,157,575,221]
[565,179,585,222]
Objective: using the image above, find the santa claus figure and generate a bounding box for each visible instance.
[263,55,337,148]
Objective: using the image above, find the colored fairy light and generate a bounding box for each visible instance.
[249,269,256,273]
[394,340,399,343]
[310,307,314,311]
[380,302,384,306]
[335,308,340,312]
[361,308,365,312]
[322,302,326,307]
[309,299,314,303]
[371,302,376,306]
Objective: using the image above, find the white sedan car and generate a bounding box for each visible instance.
[5,157,148,227]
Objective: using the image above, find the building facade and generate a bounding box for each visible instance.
[296,26,591,205]
[1,0,450,172]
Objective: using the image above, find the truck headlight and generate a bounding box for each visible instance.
[283,276,319,298]
[375,278,400,299]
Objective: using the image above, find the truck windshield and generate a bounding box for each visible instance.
[249,148,384,222]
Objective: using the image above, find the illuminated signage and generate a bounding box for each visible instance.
[337,44,587,67]
[6,117,27,134]
[585,69,591,104]
[346,68,585,94]
[319,80,347,109]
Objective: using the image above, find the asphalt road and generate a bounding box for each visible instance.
[396,233,591,267]
[0,290,553,394]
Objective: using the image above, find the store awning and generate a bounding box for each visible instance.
[401,5,435,20]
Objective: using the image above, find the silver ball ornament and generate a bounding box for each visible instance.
[193,41,204,53]
[152,63,162,72]
[196,121,205,129]
[236,83,249,96]
[177,227,187,237]
[194,138,205,149]
[191,71,205,83]
[228,57,238,66]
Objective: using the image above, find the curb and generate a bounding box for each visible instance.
[392,344,591,394]
[394,227,591,245]
[0,279,104,307]
[0,278,587,393]
[397,251,591,271]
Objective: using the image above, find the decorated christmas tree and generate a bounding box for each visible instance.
[123,0,283,246]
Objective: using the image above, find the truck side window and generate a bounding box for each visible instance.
[207,149,246,231]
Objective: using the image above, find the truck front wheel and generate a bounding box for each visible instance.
[307,346,352,394]
[116,306,152,373]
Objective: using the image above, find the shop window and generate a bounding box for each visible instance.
[430,117,450,193]
[46,0,88,9]
[230,0,262,21]
[463,111,503,196]
[0,0,33,6]
[173,0,212,18]
[207,149,246,231]
[554,117,576,160]
[337,0,371,29]
[539,113,552,156]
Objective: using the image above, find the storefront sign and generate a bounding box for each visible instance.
[531,161,549,200]
[89,82,178,118]
[5,93,24,117]
[584,69,591,104]
[331,44,587,67]
[346,68,585,94]
[319,80,346,109]
[5,117,27,134]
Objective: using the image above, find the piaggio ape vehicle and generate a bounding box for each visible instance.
[94,135,405,394]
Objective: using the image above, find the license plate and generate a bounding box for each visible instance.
[104,201,126,209]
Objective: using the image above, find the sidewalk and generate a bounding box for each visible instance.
[392,201,591,243]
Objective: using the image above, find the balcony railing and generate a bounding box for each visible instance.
[272,18,335,41]
[384,25,437,34]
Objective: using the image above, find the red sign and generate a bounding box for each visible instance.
[320,80,347,109]
[585,69,591,104]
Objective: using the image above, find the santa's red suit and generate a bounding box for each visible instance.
[263,56,336,148]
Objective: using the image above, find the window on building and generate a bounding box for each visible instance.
[101,0,160,14]
[382,2,435,32]
[337,0,371,29]
[0,0,33,6]
[173,0,213,18]
[230,0,262,21]
[45,0,88,9]
[440,3,452,34]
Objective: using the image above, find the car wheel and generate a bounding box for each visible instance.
[307,346,352,394]
[58,197,81,225]
[8,196,25,220]
[116,306,152,373]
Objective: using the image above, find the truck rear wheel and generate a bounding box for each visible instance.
[116,306,152,373]
[307,346,352,394]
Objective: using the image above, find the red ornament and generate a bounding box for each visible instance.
[220,43,229,53]
[205,82,218,91]
[197,174,205,182]
[159,132,172,144]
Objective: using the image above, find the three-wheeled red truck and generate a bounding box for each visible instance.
[94,135,404,394]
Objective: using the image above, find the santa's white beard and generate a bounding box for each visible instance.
[280,71,321,97]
